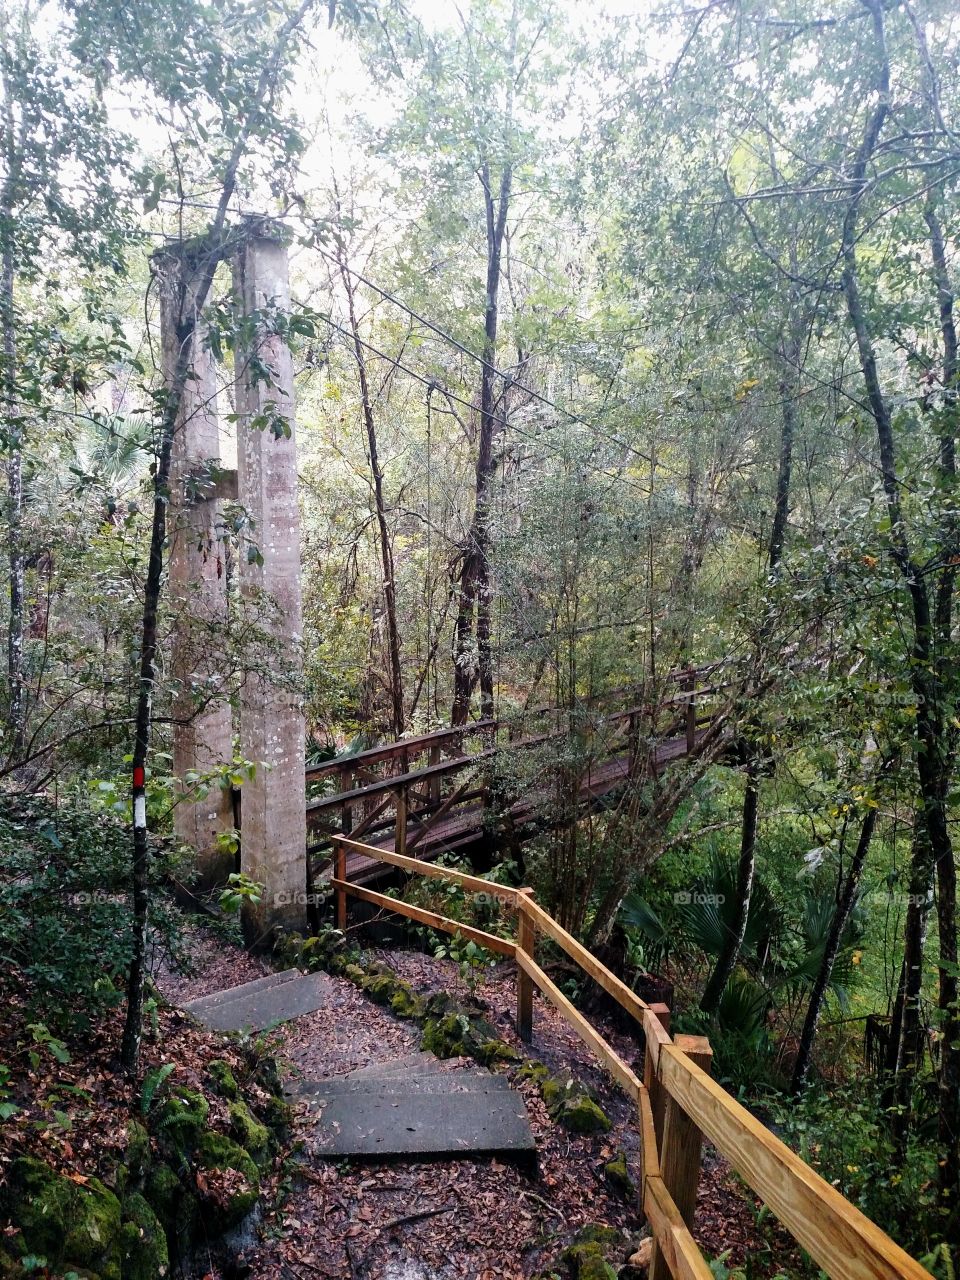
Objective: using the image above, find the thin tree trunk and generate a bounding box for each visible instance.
[338,248,404,737]
[700,761,759,1014]
[451,158,511,725]
[791,806,877,1094]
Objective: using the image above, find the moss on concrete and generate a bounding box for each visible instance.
[556,1094,611,1135]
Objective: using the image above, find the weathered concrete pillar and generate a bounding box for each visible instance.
[233,225,307,937]
[159,250,235,888]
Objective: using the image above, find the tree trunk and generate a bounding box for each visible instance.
[338,249,404,737]
[791,805,877,1094]
[700,761,759,1014]
[1,231,23,762]
[451,158,511,725]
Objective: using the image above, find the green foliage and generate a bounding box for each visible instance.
[218,872,264,915]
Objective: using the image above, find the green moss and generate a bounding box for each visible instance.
[475,1038,520,1065]
[263,1093,294,1134]
[228,1100,270,1163]
[563,1245,618,1280]
[517,1060,550,1085]
[195,1131,260,1232]
[361,972,399,1005]
[145,1161,197,1260]
[124,1119,152,1185]
[206,1058,240,1100]
[390,985,426,1019]
[556,1095,611,1134]
[252,1053,283,1096]
[604,1150,635,1197]
[119,1191,169,1280]
[571,1224,623,1249]
[3,1157,122,1279]
[421,1012,471,1058]
[343,963,366,985]
[154,1087,209,1164]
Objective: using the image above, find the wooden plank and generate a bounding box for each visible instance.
[643,1004,672,1146]
[638,1086,661,1188]
[332,878,517,957]
[650,1035,712,1280]
[407,777,475,851]
[523,898,649,1024]
[333,837,522,903]
[658,1047,934,1280]
[643,1175,714,1280]
[515,950,641,1100]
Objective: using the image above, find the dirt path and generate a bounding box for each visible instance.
[158,930,794,1279]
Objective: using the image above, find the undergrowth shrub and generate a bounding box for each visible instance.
[0,792,178,1029]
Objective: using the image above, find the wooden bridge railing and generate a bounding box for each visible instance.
[306,665,730,860]
[329,834,932,1280]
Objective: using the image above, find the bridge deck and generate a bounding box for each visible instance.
[329,733,692,886]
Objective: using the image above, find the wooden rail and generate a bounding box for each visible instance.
[307,666,731,874]
[330,834,933,1280]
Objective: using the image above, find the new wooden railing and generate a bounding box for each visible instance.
[329,834,932,1280]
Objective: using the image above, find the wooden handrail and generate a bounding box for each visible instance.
[329,833,934,1280]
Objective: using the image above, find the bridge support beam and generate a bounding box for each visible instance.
[234,225,307,939]
[160,250,234,888]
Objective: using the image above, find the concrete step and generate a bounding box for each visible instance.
[308,1082,536,1162]
[184,971,334,1033]
[338,1051,448,1081]
[290,1070,512,1102]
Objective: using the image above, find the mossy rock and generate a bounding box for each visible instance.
[252,1053,283,1096]
[361,972,399,1005]
[275,931,305,968]
[342,963,367,985]
[2,1156,123,1280]
[390,985,426,1020]
[517,1060,551,1085]
[263,1093,294,1134]
[604,1150,635,1197]
[562,1244,618,1280]
[556,1095,611,1135]
[145,1161,198,1261]
[194,1131,260,1232]
[228,1100,270,1163]
[123,1119,152,1186]
[154,1086,209,1164]
[570,1224,624,1249]
[302,927,346,967]
[206,1058,240,1100]
[120,1191,169,1280]
[475,1037,520,1065]
[421,1012,472,1058]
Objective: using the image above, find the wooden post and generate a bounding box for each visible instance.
[395,785,407,856]
[429,744,441,804]
[649,1034,713,1280]
[516,888,535,1043]
[335,840,347,932]
[685,668,696,753]
[340,765,353,835]
[643,1002,671,1146]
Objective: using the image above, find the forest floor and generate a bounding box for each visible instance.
[156,918,806,1280]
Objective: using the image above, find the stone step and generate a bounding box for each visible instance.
[184,971,334,1033]
[339,1052,447,1081]
[182,968,300,1018]
[289,1070,512,1101]
[308,1082,536,1162]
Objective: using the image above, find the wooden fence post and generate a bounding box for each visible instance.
[649,1034,713,1280]
[643,1003,671,1145]
[335,840,347,932]
[395,785,407,856]
[516,888,535,1043]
